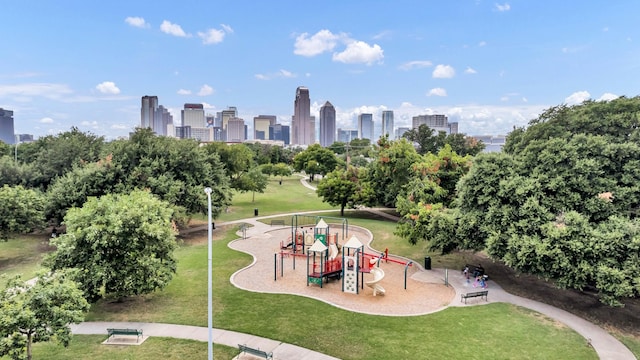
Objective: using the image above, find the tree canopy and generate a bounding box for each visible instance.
[455,96,640,305]
[46,190,178,302]
[316,166,373,216]
[0,185,46,241]
[292,144,339,181]
[0,272,89,360]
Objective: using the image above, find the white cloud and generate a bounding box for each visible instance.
[602,27,609,32]
[221,24,234,34]
[565,91,591,105]
[464,66,477,74]
[500,96,509,102]
[522,97,528,102]
[198,27,227,45]
[125,16,148,28]
[332,41,384,65]
[95,81,120,95]
[177,89,191,95]
[81,120,99,128]
[495,3,511,12]
[39,117,54,124]
[294,29,344,57]
[399,60,432,71]
[478,41,487,47]
[598,92,618,101]
[432,64,455,78]
[427,88,447,97]
[160,20,190,37]
[202,102,215,109]
[0,83,73,99]
[198,84,214,96]
[111,124,129,130]
[255,69,297,80]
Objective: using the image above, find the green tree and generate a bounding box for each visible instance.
[105,128,231,218]
[0,271,89,360]
[365,138,421,207]
[292,144,339,181]
[236,167,268,202]
[316,166,372,216]
[18,127,104,190]
[46,190,178,302]
[0,185,46,241]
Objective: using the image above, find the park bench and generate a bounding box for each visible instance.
[107,328,143,342]
[238,343,273,359]
[460,290,488,304]
[270,219,286,226]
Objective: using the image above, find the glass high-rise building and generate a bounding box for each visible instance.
[254,115,276,140]
[0,108,15,144]
[412,114,458,134]
[141,96,158,129]
[291,86,315,145]
[358,113,374,141]
[319,101,336,147]
[381,110,394,140]
[269,124,290,145]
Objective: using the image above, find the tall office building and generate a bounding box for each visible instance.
[269,124,290,145]
[381,110,394,140]
[396,127,411,139]
[141,96,158,129]
[291,86,315,145]
[319,101,336,147]
[155,105,173,136]
[227,117,246,142]
[337,128,358,143]
[254,115,276,140]
[412,114,458,134]
[0,108,15,144]
[216,106,238,141]
[181,103,205,128]
[357,113,374,141]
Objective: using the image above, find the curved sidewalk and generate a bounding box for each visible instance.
[70,321,339,360]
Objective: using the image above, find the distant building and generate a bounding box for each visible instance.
[141,96,172,136]
[269,124,290,145]
[381,110,394,140]
[319,101,336,147]
[254,115,276,140]
[473,135,506,152]
[395,127,411,139]
[0,108,15,144]
[291,86,315,145]
[227,117,246,142]
[358,113,374,140]
[337,128,358,143]
[412,114,458,134]
[216,106,237,141]
[16,134,34,142]
[181,103,205,128]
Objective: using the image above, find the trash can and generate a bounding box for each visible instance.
[254,208,259,216]
[424,256,431,270]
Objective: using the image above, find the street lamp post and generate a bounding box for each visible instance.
[204,187,214,360]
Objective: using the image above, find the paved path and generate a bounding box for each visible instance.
[72,193,637,359]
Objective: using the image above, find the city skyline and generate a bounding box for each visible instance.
[1,1,639,140]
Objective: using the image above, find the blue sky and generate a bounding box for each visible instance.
[1,0,639,140]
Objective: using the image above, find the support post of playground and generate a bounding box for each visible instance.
[204,187,214,360]
[404,261,412,290]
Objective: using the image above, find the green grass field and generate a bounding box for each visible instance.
[2,176,637,359]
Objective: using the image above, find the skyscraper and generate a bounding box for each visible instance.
[358,113,374,141]
[269,124,290,145]
[141,96,158,129]
[412,114,458,134]
[381,110,394,140]
[319,101,336,147]
[254,115,276,140]
[227,117,246,142]
[0,108,15,144]
[216,106,238,141]
[182,103,205,128]
[291,86,315,145]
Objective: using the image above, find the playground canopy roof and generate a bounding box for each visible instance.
[308,240,328,253]
[315,219,328,229]
[343,235,363,249]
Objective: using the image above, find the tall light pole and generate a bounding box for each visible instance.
[204,187,213,360]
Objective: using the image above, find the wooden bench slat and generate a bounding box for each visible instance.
[460,290,488,304]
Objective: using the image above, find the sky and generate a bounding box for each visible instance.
[1,0,639,140]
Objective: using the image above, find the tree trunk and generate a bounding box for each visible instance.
[340,203,345,217]
[27,333,33,360]
[252,191,255,202]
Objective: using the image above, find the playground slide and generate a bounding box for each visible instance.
[328,243,339,260]
[365,267,386,296]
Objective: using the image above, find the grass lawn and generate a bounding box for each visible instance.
[25,335,238,360]
[0,234,53,288]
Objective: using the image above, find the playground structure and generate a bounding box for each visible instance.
[274,214,414,296]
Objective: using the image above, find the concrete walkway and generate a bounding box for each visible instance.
[71,198,636,359]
